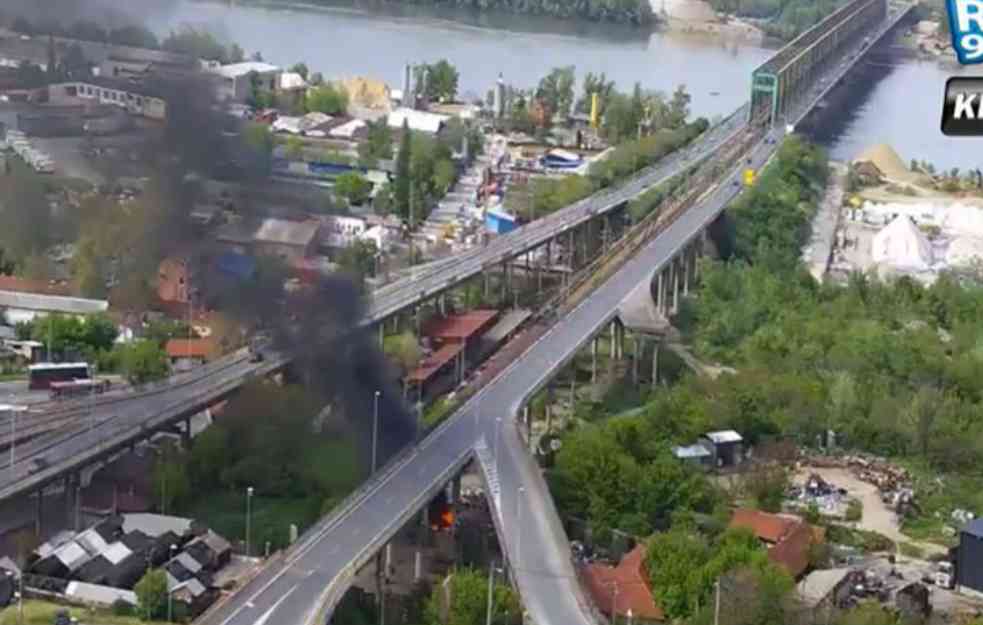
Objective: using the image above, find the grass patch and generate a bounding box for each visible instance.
[845,499,863,522]
[0,600,168,625]
[183,491,322,553]
[898,542,925,559]
[901,515,957,547]
[421,397,456,429]
[826,524,895,553]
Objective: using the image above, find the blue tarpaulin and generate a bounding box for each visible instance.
[216,252,256,280]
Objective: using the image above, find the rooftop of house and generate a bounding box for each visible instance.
[254,218,321,247]
[963,518,983,539]
[797,568,853,608]
[387,107,449,133]
[0,275,75,296]
[704,430,743,445]
[165,338,218,360]
[0,289,108,315]
[121,513,193,539]
[730,509,822,578]
[582,545,664,622]
[210,62,281,79]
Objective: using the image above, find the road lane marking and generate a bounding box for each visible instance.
[253,586,296,625]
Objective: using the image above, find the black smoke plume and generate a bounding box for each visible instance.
[5,0,417,467]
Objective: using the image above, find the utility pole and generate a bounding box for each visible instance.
[714,578,721,625]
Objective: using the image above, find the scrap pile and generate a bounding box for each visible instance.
[846,455,918,515]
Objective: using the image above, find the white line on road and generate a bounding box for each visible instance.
[254,587,296,625]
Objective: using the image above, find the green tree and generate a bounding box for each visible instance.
[536,66,576,119]
[414,59,460,103]
[305,83,349,115]
[120,340,170,384]
[646,529,711,619]
[667,85,691,128]
[336,239,378,281]
[357,120,394,167]
[289,62,310,80]
[134,569,168,620]
[153,457,191,514]
[384,332,422,373]
[422,568,520,625]
[284,135,305,160]
[576,72,616,116]
[394,120,412,220]
[108,25,159,48]
[334,172,373,206]
[162,25,234,62]
[189,426,230,491]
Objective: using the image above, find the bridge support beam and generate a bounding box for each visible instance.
[652,341,660,389]
[632,336,640,385]
[671,257,680,315]
[591,338,598,383]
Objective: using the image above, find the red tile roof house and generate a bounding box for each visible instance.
[583,545,665,623]
[729,509,826,579]
[165,338,218,371]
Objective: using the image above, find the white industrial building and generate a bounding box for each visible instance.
[206,61,282,103]
[0,290,109,325]
[387,107,449,134]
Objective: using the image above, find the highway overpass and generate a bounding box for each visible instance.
[196,3,914,625]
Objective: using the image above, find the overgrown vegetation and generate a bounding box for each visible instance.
[708,0,847,40]
[153,382,363,550]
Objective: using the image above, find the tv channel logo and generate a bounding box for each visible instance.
[941,77,983,135]
[947,0,983,64]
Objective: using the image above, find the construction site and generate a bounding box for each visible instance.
[819,144,983,284]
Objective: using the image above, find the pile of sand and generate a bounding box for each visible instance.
[853,144,928,185]
[338,77,392,111]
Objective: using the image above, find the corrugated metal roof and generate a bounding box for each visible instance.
[254,218,320,247]
[65,581,138,607]
[101,541,132,566]
[211,62,280,78]
[0,290,108,315]
[387,107,449,133]
[673,444,711,459]
[797,568,852,607]
[121,513,192,539]
[175,551,203,574]
[964,518,983,538]
[705,430,743,444]
[54,541,91,571]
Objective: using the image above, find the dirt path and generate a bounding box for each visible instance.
[795,466,946,556]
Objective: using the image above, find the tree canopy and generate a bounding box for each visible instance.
[414,59,460,103]
[305,83,349,115]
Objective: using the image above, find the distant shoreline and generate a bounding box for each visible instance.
[194,0,661,30]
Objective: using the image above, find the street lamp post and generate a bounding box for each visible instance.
[372,391,381,474]
[245,486,254,557]
[514,486,525,578]
[485,561,503,625]
[167,544,177,622]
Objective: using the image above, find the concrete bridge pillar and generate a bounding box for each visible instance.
[378,323,384,349]
[671,257,680,315]
[568,230,576,270]
[652,341,660,389]
[632,336,640,385]
[581,222,589,264]
[602,216,610,251]
[683,244,693,297]
[439,294,447,317]
[610,321,618,361]
[591,338,598,383]
[656,271,664,317]
[484,272,491,299]
[569,374,576,413]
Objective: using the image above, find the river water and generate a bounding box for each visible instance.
[145,0,982,169]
